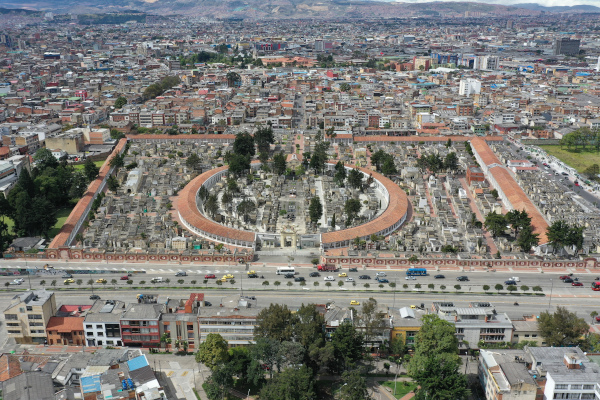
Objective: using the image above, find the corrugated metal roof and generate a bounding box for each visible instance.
[127,355,148,372]
[81,375,102,393]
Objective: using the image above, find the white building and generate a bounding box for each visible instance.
[459,78,481,97]
[84,300,126,347]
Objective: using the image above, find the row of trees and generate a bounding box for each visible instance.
[559,127,600,152]
[546,220,585,254]
[142,75,181,100]
[370,149,398,176]
[416,152,459,175]
[484,209,540,252]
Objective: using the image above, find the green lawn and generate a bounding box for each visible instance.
[73,160,105,171]
[379,381,417,399]
[2,207,73,238]
[539,145,600,173]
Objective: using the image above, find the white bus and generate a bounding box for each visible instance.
[276,267,295,275]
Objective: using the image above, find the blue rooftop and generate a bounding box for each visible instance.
[127,355,149,371]
[81,375,101,393]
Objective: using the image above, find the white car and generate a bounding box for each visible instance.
[405,276,416,280]
[375,272,386,277]
[345,277,354,282]
[10,278,24,285]
[324,276,335,281]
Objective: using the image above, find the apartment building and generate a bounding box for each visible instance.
[479,349,539,400]
[159,293,204,352]
[3,290,57,344]
[120,303,164,348]
[197,301,259,347]
[46,317,85,346]
[84,300,126,347]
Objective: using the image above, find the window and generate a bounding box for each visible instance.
[514,334,519,337]
[151,321,158,326]
[27,315,42,320]
[87,332,93,336]
[570,385,582,390]
[582,385,594,390]
[29,322,43,327]
[580,394,594,399]
[532,334,537,338]
[555,384,568,390]
[97,332,104,337]
[7,323,19,327]
[26,306,32,311]
[525,334,530,338]
[96,325,102,329]
[5,314,17,320]
[86,325,93,329]
[8,330,20,334]
[98,340,103,345]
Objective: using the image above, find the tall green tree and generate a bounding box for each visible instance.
[272,152,287,175]
[407,314,469,400]
[233,132,255,158]
[114,96,127,109]
[358,298,387,347]
[340,369,371,400]
[546,220,570,253]
[195,333,230,370]
[185,153,201,170]
[309,141,329,174]
[381,158,398,176]
[517,225,540,252]
[443,152,458,171]
[254,125,274,155]
[83,158,100,182]
[347,168,363,190]
[227,153,251,177]
[344,198,362,226]
[538,306,589,347]
[259,366,316,400]
[328,322,363,373]
[254,303,298,342]
[203,363,234,400]
[33,148,59,171]
[484,211,506,237]
[308,197,323,224]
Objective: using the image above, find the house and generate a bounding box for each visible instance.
[389,306,424,349]
[46,316,86,346]
[1,371,55,400]
[511,315,545,347]
[84,300,126,347]
[4,290,57,344]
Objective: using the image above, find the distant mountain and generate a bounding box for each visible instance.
[512,3,600,12]
[0,0,595,18]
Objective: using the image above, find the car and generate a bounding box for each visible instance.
[62,273,73,278]
[562,172,568,175]
[505,280,517,285]
[563,278,573,283]
[205,274,216,279]
[285,273,295,279]
[89,295,101,300]
[456,276,469,281]
[359,275,371,279]
[410,305,417,309]
[247,270,256,275]
[349,268,358,272]
[345,277,354,282]
[9,279,23,285]
[64,279,75,284]
[120,275,129,280]
[220,277,228,282]
[294,277,305,282]
[572,282,584,287]
[223,274,234,279]
[596,316,600,322]
[248,273,258,278]
[96,278,107,284]
[338,272,347,277]
[434,274,445,279]
[350,300,360,305]
[405,276,416,280]
[559,275,570,280]
[376,272,386,277]
[324,276,335,281]
[205,301,212,307]
[309,272,320,277]
[175,271,187,277]
[244,296,256,300]
[377,278,389,283]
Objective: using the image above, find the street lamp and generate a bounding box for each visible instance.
[548,279,554,310]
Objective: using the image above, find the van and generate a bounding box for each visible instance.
[510,276,520,282]
[150,277,163,283]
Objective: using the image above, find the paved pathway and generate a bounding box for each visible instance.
[458,177,499,255]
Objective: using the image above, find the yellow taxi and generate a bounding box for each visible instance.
[247,270,256,275]
[338,272,347,277]
[410,305,417,309]
[350,300,360,305]
[96,278,107,284]
[220,277,228,282]
[222,274,234,280]
[64,279,74,284]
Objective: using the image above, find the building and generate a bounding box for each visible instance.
[467,165,485,185]
[459,78,481,97]
[4,290,57,344]
[44,129,85,154]
[479,349,539,400]
[120,303,164,348]
[553,38,581,56]
[84,300,126,347]
[389,307,423,349]
[159,293,204,352]
[46,316,86,345]
[197,297,259,346]
[1,371,55,400]
[511,316,545,347]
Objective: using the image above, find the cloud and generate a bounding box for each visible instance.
[394,0,600,7]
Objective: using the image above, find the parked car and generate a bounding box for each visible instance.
[456,276,469,281]
[572,282,584,287]
[204,301,212,307]
[505,280,517,285]
[90,295,101,300]
[175,271,187,277]
[309,272,320,277]
[348,268,358,272]
[434,274,445,279]
[596,316,600,322]
[324,276,335,281]
[377,278,389,283]
[359,275,371,279]
[205,274,216,279]
[405,276,416,280]
[294,277,305,282]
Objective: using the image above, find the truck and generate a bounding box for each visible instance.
[317,264,337,272]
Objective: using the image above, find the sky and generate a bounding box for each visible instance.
[394,0,600,7]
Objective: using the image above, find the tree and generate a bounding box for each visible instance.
[483,284,490,292]
[185,153,201,170]
[484,211,506,237]
[226,71,241,87]
[233,132,255,158]
[495,284,503,293]
[340,369,371,400]
[381,158,398,176]
[329,322,363,373]
[339,82,351,92]
[507,285,517,293]
[254,125,274,155]
[309,141,329,174]
[491,189,499,198]
[83,158,100,182]
[107,175,119,192]
[546,220,572,254]
[204,194,219,218]
[203,363,234,400]
[195,333,229,370]
[454,284,461,292]
[33,148,59,171]
[331,213,336,229]
[308,197,323,225]
[407,314,469,400]
[272,152,287,175]
[347,168,363,190]
[443,152,459,171]
[237,199,256,222]
[227,153,251,177]
[255,303,298,342]
[114,96,127,109]
[591,311,599,324]
[259,366,316,400]
[344,198,362,226]
[517,225,540,252]
[358,298,387,346]
[538,306,589,347]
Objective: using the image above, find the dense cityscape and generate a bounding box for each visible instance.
[0,5,600,400]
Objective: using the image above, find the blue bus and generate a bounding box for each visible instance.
[406,268,428,276]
